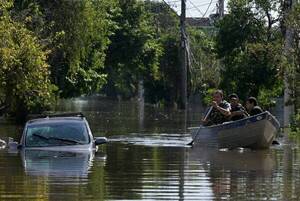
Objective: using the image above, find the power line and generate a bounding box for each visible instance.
[162,0,219,17]
[161,0,180,16]
[186,1,217,10]
[165,0,180,8]
[186,9,194,17]
[186,0,217,17]
[210,6,217,13]
[165,0,181,3]
[202,0,214,17]
[187,0,204,15]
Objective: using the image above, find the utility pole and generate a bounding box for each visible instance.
[218,0,224,18]
[283,0,295,127]
[180,0,187,109]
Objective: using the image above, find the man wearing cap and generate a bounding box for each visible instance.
[245,97,263,116]
[228,93,248,121]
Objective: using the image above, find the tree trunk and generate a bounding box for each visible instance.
[283,0,295,127]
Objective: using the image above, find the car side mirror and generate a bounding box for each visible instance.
[94,137,107,145]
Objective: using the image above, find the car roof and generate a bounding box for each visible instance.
[27,117,86,125]
[26,113,86,126]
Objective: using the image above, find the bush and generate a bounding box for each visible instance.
[0,2,56,119]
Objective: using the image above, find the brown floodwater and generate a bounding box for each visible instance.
[0,97,299,200]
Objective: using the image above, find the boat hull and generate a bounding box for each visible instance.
[189,111,280,149]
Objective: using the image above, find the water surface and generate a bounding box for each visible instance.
[0,97,299,200]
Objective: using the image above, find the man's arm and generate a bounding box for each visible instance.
[212,101,231,116]
[231,105,249,118]
[231,110,244,117]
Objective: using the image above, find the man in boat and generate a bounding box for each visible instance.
[228,93,249,121]
[202,90,231,126]
[245,97,263,116]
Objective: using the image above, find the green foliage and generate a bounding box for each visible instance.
[0,1,56,118]
[188,27,221,94]
[289,3,300,132]
[143,1,221,106]
[103,0,162,99]
[291,110,300,134]
[216,0,265,57]
[220,42,283,100]
[257,82,283,109]
[144,0,179,34]
[0,0,13,9]
[1,0,294,117]
[216,0,283,102]
[288,4,300,31]
[287,4,300,111]
[58,0,115,97]
[142,1,181,106]
[13,0,115,97]
[144,34,181,105]
[48,0,115,97]
[202,88,217,106]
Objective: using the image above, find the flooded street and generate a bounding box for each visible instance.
[0,97,299,200]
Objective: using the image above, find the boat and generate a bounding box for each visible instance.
[189,111,280,149]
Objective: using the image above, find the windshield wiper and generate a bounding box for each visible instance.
[32,133,84,145]
[32,133,49,140]
[48,136,84,145]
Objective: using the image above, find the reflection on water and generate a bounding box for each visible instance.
[0,97,299,200]
[55,97,204,136]
[21,150,103,177]
[187,147,275,172]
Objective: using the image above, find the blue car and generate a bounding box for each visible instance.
[16,113,107,151]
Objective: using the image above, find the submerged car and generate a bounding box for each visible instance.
[21,149,106,177]
[15,113,107,151]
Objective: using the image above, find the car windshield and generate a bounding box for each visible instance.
[25,121,90,147]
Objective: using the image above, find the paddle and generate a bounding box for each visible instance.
[187,106,213,146]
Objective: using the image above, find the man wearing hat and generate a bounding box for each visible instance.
[245,96,263,116]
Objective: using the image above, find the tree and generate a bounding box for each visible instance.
[0,0,56,119]
[142,1,181,106]
[215,0,283,106]
[103,0,162,99]
[12,0,116,97]
[188,27,221,96]
[286,3,300,130]
[144,33,181,105]
[144,1,221,106]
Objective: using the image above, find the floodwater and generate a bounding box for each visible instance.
[0,97,299,200]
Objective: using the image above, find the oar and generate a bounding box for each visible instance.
[187,106,213,146]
